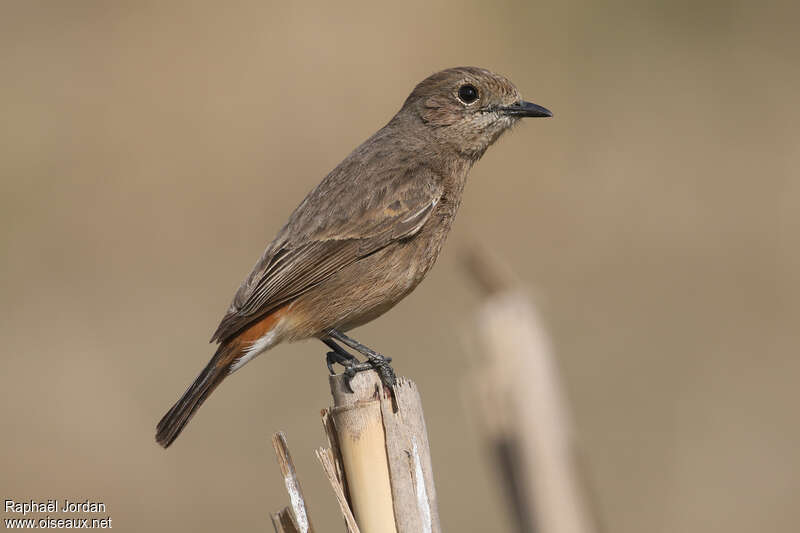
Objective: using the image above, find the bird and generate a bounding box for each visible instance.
[156,66,551,448]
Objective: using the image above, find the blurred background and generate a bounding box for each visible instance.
[1,1,798,531]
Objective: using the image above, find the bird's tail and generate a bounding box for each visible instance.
[155,342,237,448]
[156,306,288,448]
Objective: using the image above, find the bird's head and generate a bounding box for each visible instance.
[400,67,552,160]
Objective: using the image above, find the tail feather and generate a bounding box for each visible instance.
[157,306,288,448]
[156,343,235,448]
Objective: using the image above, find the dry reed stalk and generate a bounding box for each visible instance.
[271,432,313,533]
[270,371,441,532]
[320,370,441,533]
[463,249,597,533]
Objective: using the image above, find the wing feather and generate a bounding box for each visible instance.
[211,167,442,343]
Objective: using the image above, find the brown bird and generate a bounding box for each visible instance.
[156,66,551,447]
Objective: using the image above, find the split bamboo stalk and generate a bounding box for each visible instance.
[271,508,300,533]
[271,432,313,533]
[320,370,441,533]
[315,442,360,533]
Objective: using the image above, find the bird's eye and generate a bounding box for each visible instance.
[457,84,479,104]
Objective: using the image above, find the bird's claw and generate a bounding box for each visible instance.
[328,353,396,392]
[323,332,397,393]
[326,351,354,375]
[368,356,397,389]
[341,361,377,392]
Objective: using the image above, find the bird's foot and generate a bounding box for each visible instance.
[322,333,397,392]
[341,359,389,392]
[325,348,358,375]
[364,352,396,390]
[327,351,394,393]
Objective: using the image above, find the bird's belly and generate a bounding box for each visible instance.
[284,240,438,339]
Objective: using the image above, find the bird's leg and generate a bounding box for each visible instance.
[328,329,397,389]
[321,338,373,391]
[322,338,362,374]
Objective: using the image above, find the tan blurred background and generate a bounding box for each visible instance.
[1,1,798,531]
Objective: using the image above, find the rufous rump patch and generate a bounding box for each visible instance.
[216,305,291,369]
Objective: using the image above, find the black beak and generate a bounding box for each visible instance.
[500,101,553,118]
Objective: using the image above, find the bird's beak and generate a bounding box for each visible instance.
[500,101,553,118]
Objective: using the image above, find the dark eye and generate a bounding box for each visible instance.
[458,84,479,104]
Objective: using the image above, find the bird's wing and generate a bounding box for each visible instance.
[211,167,442,343]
